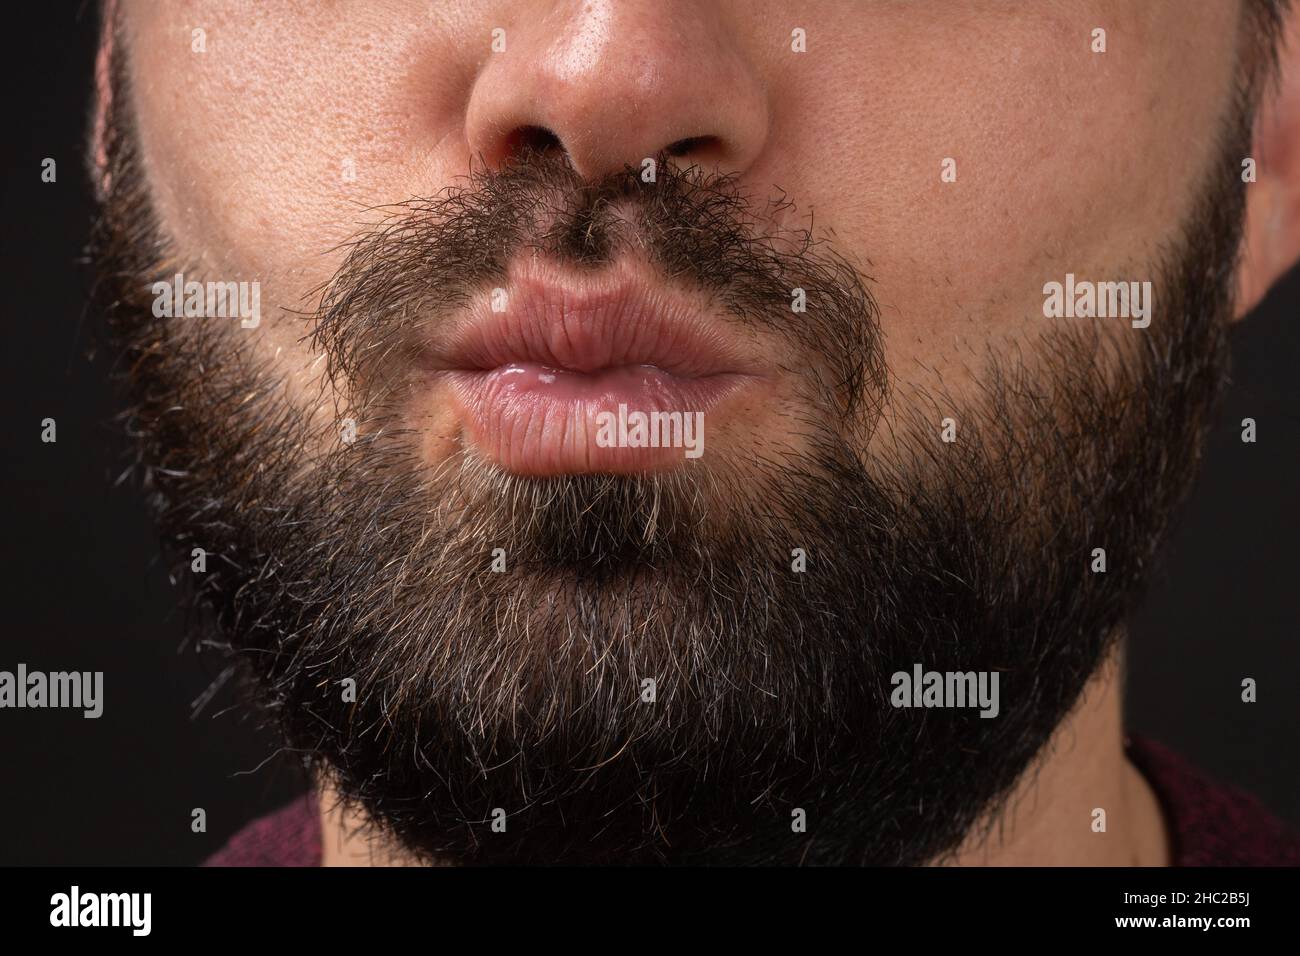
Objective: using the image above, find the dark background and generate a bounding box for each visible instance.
[2,6,1296,865]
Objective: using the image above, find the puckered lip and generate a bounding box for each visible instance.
[416,258,769,475]
[424,259,765,381]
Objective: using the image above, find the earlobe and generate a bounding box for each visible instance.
[1236,13,1300,320]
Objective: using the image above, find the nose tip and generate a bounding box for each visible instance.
[462,1,768,182]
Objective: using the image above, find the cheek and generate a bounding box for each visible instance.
[758,1,1239,397]
[126,1,474,290]
[124,0,480,421]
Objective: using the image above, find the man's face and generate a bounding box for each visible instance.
[95,0,1266,863]
[122,0,1243,430]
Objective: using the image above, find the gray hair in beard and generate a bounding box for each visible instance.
[89,40,1244,862]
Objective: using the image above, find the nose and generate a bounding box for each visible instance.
[463,0,769,181]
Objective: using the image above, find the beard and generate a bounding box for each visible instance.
[91,56,1248,865]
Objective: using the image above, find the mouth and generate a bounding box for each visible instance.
[425,260,766,475]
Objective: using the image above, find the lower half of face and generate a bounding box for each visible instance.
[97,0,1256,862]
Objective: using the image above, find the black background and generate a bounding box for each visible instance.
[1,4,1296,865]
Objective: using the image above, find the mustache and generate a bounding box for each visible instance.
[306,149,888,426]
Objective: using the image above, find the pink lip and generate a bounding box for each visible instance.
[426,262,765,475]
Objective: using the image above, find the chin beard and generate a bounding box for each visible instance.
[90,57,1245,862]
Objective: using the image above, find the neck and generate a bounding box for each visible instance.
[944,648,1169,866]
[318,646,1169,867]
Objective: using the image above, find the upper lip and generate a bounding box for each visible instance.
[429,262,761,380]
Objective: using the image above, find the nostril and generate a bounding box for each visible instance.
[506,125,563,159]
[665,135,717,158]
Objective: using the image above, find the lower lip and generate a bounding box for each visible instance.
[444,362,752,475]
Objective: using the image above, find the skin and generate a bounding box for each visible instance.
[104,0,1300,864]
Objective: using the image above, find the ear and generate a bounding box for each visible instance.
[90,0,120,201]
[1237,12,1300,319]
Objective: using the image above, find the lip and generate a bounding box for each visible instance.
[425,261,765,475]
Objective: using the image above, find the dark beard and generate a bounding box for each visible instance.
[90,51,1245,864]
